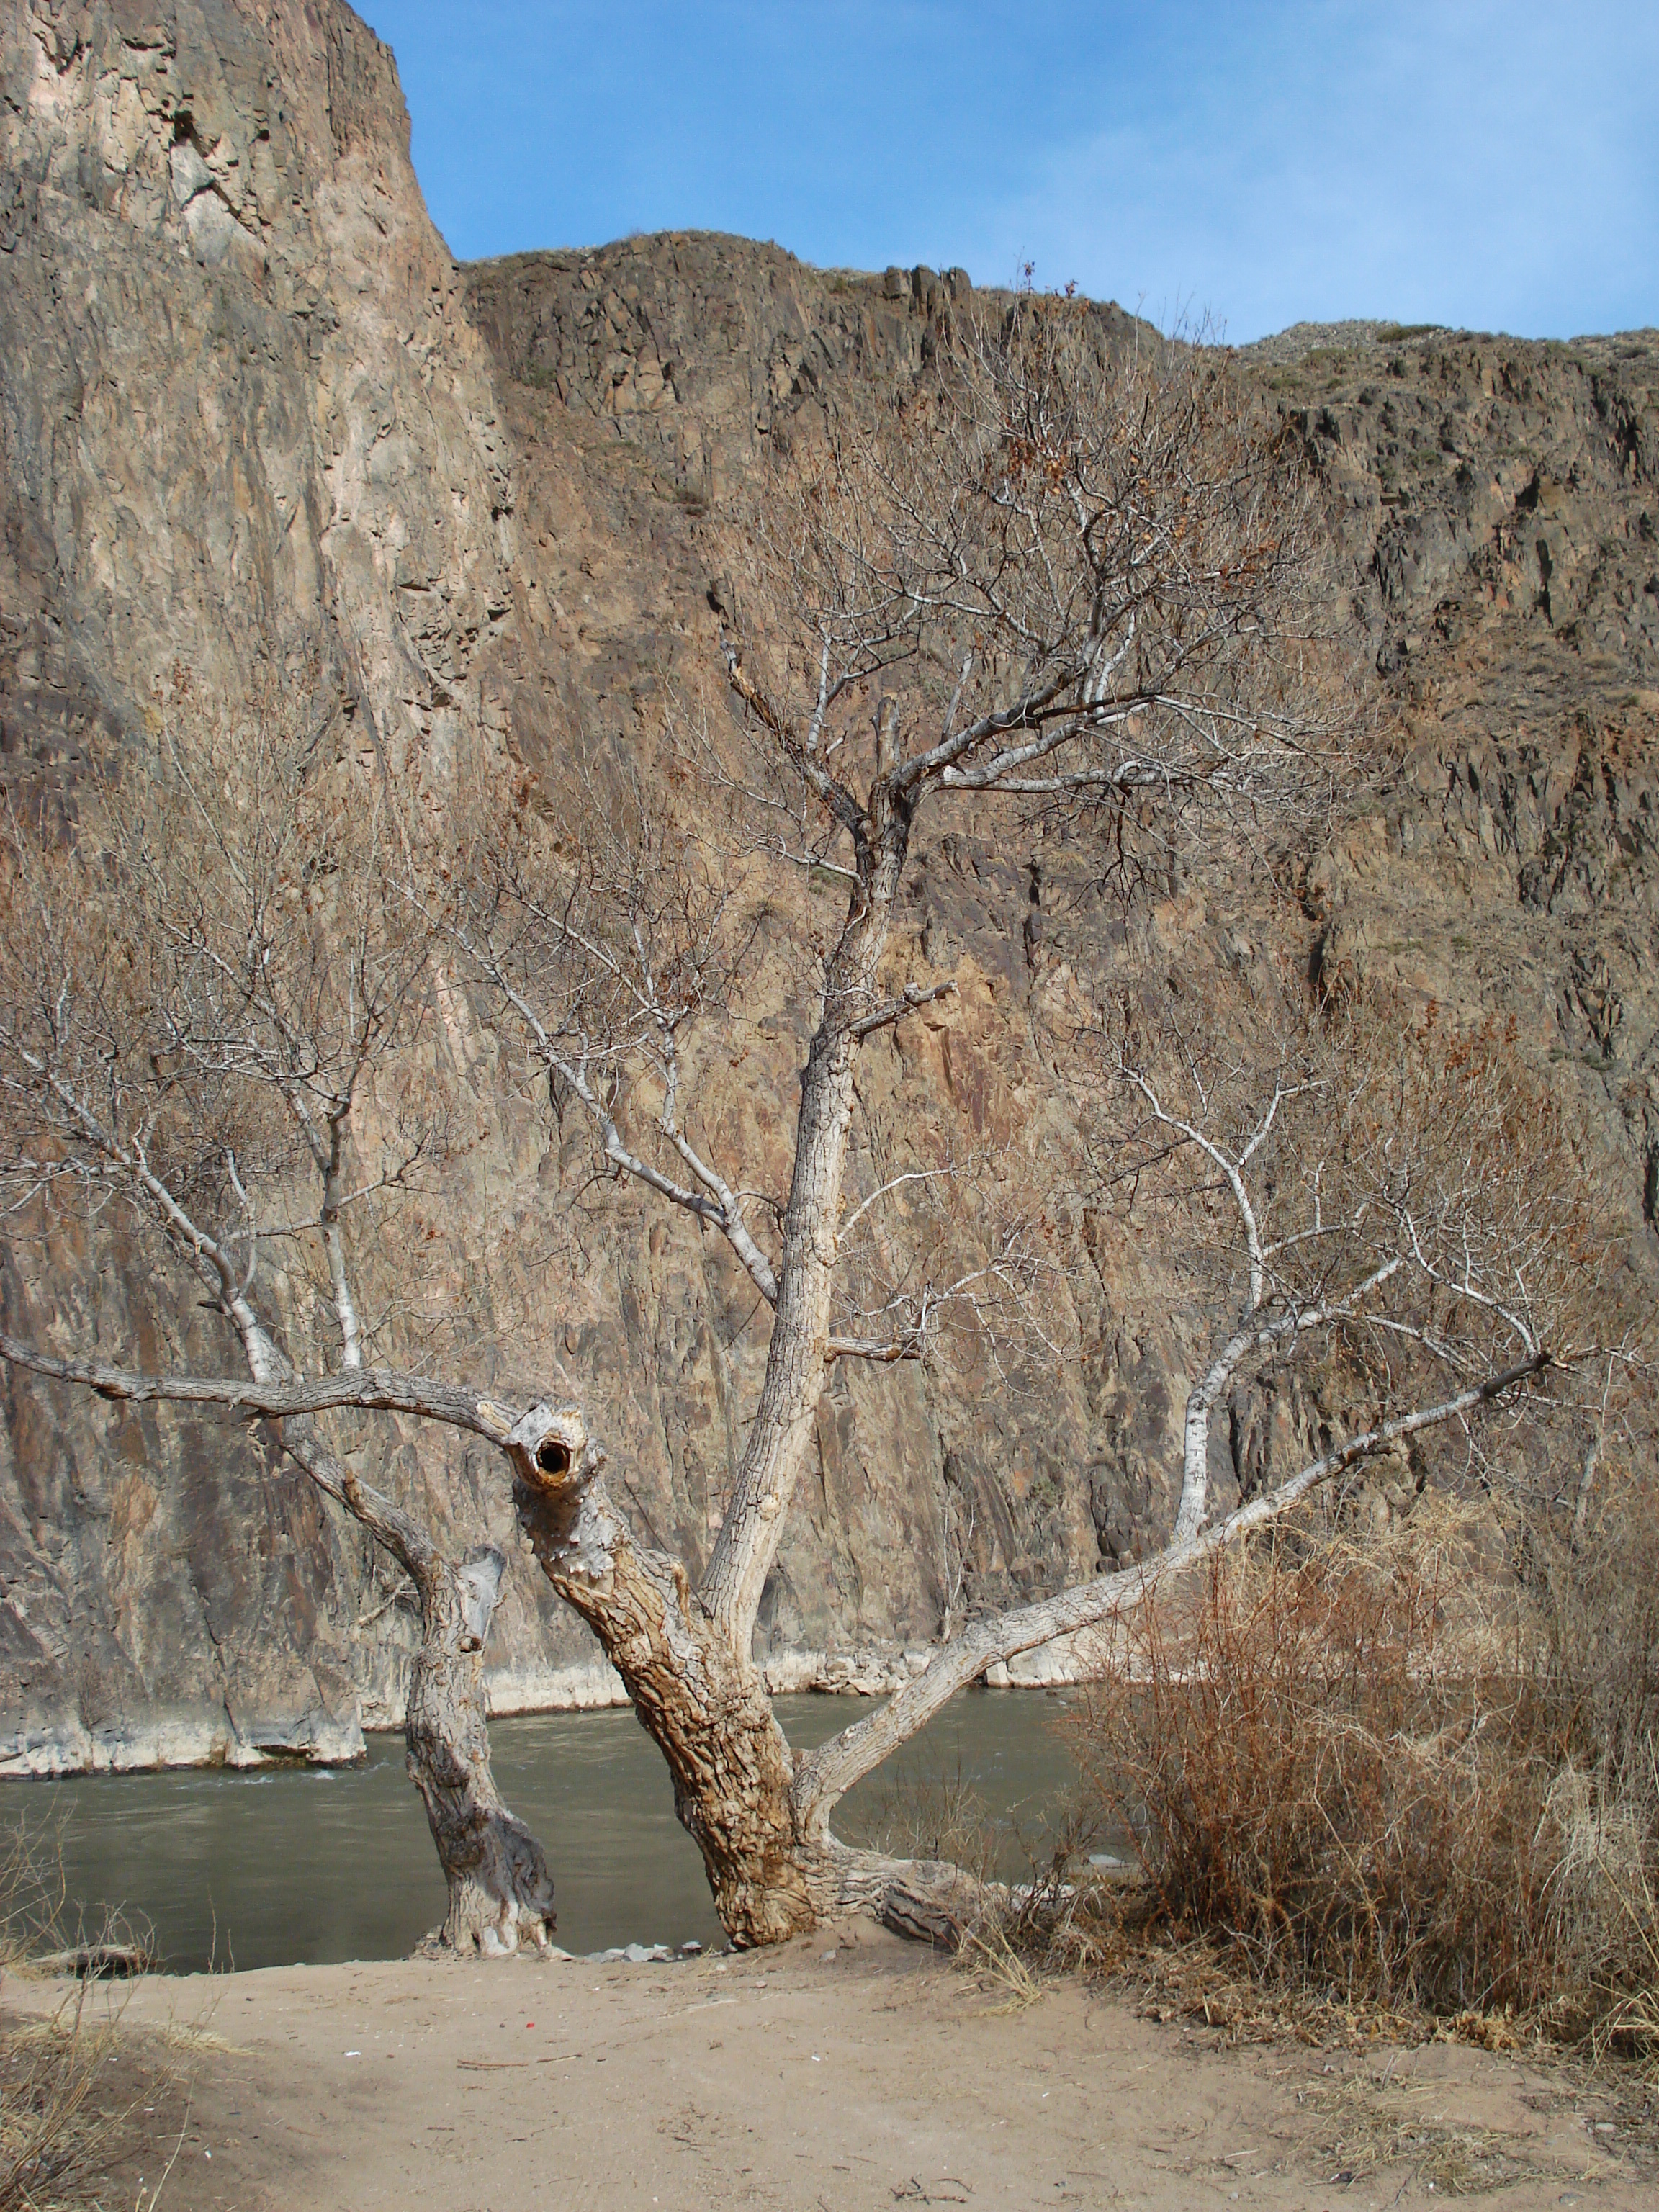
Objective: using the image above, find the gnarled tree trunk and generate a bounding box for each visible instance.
[503,1406,814,1941]
[272,1401,555,1954]
[488,817,984,1948]
[501,1401,976,1945]
[403,1545,557,1956]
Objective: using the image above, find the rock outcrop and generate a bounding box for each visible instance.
[0,0,531,1770]
[0,1,1654,1771]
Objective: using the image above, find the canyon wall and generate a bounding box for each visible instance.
[1,0,1653,1771]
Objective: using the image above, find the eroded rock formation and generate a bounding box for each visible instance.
[1,0,1654,1770]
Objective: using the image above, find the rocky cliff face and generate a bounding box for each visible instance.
[1,1,1654,1772]
[1261,325,1659,1189]
[0,0,534,1769]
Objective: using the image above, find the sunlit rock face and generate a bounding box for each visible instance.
[1,2,1655,1769]
[0,0,528,1771]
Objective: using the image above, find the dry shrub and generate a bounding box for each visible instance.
[1529,1452,1659,2055]
[1069,1496,1659,2046]
[0,1989,128,2212]
[0,1821,145,2211]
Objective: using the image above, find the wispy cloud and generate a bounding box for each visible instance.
[982,0,1659,336]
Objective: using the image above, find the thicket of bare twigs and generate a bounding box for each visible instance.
[990,1478,1659,2056]
[932,982,1654,2051]
[0,1988,127,2212]
[2,288,1650,1956]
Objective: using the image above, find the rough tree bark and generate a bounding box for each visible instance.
[247,1359,557,1956]
[492,1402,817,1939]
[402,1544,557,1955]
[493,1398,974,1943]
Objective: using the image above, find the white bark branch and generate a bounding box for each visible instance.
[792,1348,1555,1831]
[0,1332,513,1449]
[847,979,956,1042]
[457,942,781,1308]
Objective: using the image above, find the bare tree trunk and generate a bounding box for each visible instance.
[505,1408,816,1941]
[403,1546,556,1956]
[479,822,931,1945]
[503,1399,980,1944]
[698,837,907,1644]
[270,1400,554,1954]
[1,1324,563,1954]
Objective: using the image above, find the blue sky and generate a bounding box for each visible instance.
[365,2,1655,342]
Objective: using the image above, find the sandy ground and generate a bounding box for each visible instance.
[12,1925,1655,2212]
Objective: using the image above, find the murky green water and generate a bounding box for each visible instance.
[0,1689,1083,1972]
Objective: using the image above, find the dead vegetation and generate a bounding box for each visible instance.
[1295,2065,1583,2198]
[0,1822,163,2212]
[0,1994,132,2212]
[954,1473,1659,2078]
[0,1814,240,2212]
[951,987,1659,2069]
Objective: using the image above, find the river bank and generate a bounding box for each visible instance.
[0,1635,1111,1781]
[7,1930,1650,2212]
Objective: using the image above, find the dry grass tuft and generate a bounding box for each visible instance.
[955,1923,1048,2013]
[0,1980,130,2212]
[1072,1503,1586,2015]
[1300,2069,1580,2197]
[156,2021,246,2059]
[0,1817,172,2211]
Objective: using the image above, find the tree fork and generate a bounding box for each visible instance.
[495,1398,987,1946]
[497,1401,820,1943]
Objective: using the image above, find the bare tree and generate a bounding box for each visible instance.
[0,306,1622,1948]
[0,674,556,1956]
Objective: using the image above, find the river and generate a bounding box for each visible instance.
[0,1689,1087,1971]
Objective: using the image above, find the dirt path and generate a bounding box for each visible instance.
[19,1924,1652,2211]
